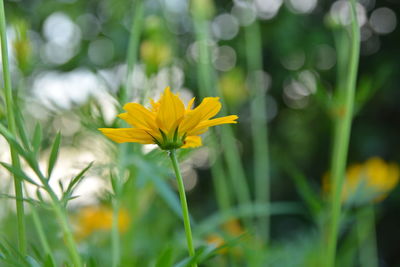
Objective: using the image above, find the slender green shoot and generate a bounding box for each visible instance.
[111,199,121,267]
[245,20,271,242]
[191,17,232,212]
[326,0,360,266]
[192,7,251,219]
[123,0,144,104]
[52,203,82,267]
[356,205,378,267]
[30,204,56,265]
[111,1,144,263]
[0,0,26,254]
[169,150,197,267]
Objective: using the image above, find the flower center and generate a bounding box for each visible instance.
[152,127,186,150]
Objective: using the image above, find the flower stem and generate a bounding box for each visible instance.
[0,0,26,255]
[326,0,360,266]
[169,150,197,266]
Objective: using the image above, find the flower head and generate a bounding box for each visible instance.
[323,157,399,204]
[99,87,238,150]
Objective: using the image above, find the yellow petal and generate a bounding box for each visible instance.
[182,135,202,148]
[150,98,160,113]
[156,87,185,133]
[99,128,154,144]
[186,97,195,111]
[121,103,157,130]
[192,97,222,120]
[188,115,238,135]
[179,97,222,134]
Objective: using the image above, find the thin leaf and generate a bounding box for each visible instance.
[65,162,93,193]
[47,132,61,178]
[0,162,40,187]
[62,162,93,205]
[0,123,31,160]
[0,194,39,205]
[174,245,216,267]
[32,123,42,156]
[14,109,30,150]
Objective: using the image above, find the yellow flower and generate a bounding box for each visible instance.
[323,157,399,204]
[74,206,130,240]
[99,87,238,150]
[205,219,246,255]
[206,234,228,254]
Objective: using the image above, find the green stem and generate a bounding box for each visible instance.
[356,205,378,267]
[123,0,144,104]
[192,17,232,212]
[31,205,56,265]
[326,1,360,266]
[169,150,197,267]
[0,0,26,254]
[245,20,271,242]
[193,11,251,222]
[52,203,83,267]
[111,199,121,267]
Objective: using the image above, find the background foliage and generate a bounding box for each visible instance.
[0,0,399,266]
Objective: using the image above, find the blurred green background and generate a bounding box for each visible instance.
[0,0,400,266]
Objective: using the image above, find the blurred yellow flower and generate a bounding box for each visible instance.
[222,219,245,237]
[140,40,172,69]
[323,157,399,204]
[205,219,246,255]
[206,234,227,253]
[219,68,248,107]
[74,206,130,240]
[99,87,238,150]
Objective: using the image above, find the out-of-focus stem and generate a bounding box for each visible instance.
[245,20,271,242]
[192,7,251,218]
[123,0,144,104]
[326,0,360,266]
[31,205,56,265]
[169,150,197,267]
[111,199,121,267]
[112,2,144,263]
[0,0,26,254]
[192,17,232,212]
[52,202,82,267]
[356,205,378,267]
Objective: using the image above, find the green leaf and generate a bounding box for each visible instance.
[0,194,38,205]
[47,132,61,178]
[43,255,56,267]
[155,246,174,267]
[26,255,41,267]
[32,123,42,156]
[62,162,93,205]
[174,245,217,267]
[0,162,40,187]
[14,109,30,150]
[0,123,36,167]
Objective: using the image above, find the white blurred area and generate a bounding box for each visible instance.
[1,0,399,208]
